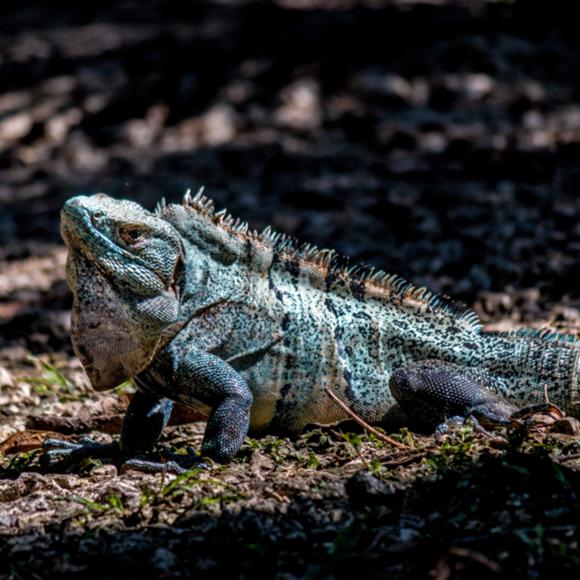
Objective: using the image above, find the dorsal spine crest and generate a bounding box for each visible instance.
[485,327,580,346]
[165,190,486,329]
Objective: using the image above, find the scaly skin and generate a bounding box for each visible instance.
[48,191,580,471]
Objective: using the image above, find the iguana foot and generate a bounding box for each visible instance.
[434,415,468,435]
[42,437,209,474]
[42,436,121,469]
[435,415,505,444]
[121,448,209,474]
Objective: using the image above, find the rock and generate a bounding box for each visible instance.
[346,471,395,508]
[0,366,14,388]
[0,113,32,142]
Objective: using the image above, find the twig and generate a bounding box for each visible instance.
[543,384,550,404]
[324,388,411,450]
[510,402,564,421]
[449,547,501,573]
[559,452,580,462]
[381,453,425,466]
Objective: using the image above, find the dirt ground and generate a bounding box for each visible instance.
[1,0,580,577]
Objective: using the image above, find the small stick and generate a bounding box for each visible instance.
[449,547,501,573]
[381,453,425,466]
[543,384,550,404]
[324,388,410,450]
[559,452,580,462]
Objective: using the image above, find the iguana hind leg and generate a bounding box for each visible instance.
[389,360,518,429]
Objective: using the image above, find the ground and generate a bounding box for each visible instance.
[1,1,580,578]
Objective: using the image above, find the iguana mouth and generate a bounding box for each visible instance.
[61,196,117,253]
[61,196,141,262]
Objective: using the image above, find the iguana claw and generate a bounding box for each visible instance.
[120,450,210,474]
[41,436,121,468]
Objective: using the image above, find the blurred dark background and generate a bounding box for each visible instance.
[2,0,580,307]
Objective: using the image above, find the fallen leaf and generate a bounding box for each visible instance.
[0,430,69,455]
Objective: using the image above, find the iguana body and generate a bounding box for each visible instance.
[51,191,580,468]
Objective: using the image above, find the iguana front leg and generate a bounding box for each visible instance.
[43,352,252,472]
[123,344,253,473]
[128,350,254,472]
[168,350,253,463]
[121,391,174,452]
[388,360,518,429]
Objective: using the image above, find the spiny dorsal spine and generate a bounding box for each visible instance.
[485,327,580,345]
[163,188,481,330]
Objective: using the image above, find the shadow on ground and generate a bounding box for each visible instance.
[1,445,579,578]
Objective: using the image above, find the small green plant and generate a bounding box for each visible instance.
[338,431,363,451]
[394,428,419,449]
[367,458,384,477]
[297,429,333,452]
[191,491,242,511]
[263,436,286,455]
[426,432,476,474]
[6,449,41,472]
[19,358,76,399]
[106,494,126,512]
[306,452,321,469]
[159,468,206,498]
[245,437,261,450]
[64,493,125,514]
[149,469,245,514]
[296,451,321,469]
[514,523,545,560]
[113,379,136,395]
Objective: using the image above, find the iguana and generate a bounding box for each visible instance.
[45,190,580,471]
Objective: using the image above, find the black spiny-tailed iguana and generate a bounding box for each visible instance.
[45,191,580,471]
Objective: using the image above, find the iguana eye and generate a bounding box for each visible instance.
[120,226,144,244]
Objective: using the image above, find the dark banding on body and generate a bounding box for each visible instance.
[324,296,339,317]
[267,253,285,304]
[269,382,298,434]
[343,367,357,402]
[285,258,301,283]
[324,267,337,292]
[350,279,366,301]
[281,312,291,332]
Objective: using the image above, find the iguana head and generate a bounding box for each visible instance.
[61,194,183,390]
